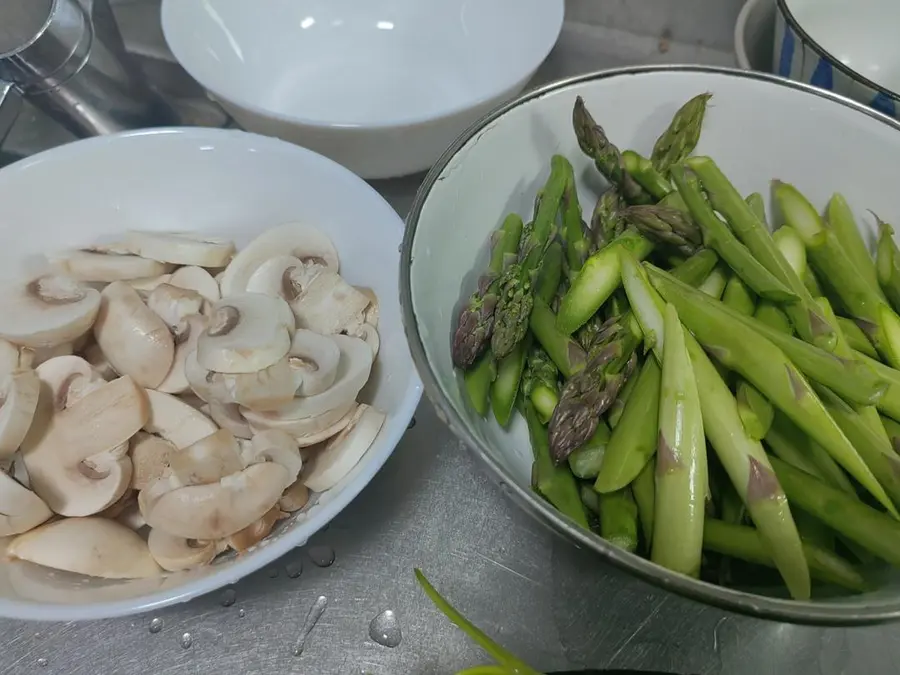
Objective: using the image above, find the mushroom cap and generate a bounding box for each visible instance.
[35,355,105,411]
[157,314,207,395]
[130,431,177,491]
[143,389,218,449]
[0,369,41,458]
[169,266,221,304]
[147,528,218,571]
[196,294,293,374]
[93,281,175,388]
[127,274,173,293]
[227,505,287,552]
[29,342,75,369]
[289,329,341,397]
[124,231,236,268]
[355,286,379,327]
[168,429,244,488]
[242,401,356,440]
[49,249,171,283]
[146,284,205,330]
[219,222,339,297]
[242,429,304,479]
[245,255,308,301]
[303,405,385,492]
[0,274,100,348]
[351,322,380,358]
[289,269,370,335]
[208,401,253,439]
[0,471,52,536]
[142,462,290,540]
[7,517,161,579]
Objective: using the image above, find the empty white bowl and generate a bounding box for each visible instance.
[0,127,422,620]
[161,0,565,179]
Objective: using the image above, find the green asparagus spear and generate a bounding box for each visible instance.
[772,225,807,282]
[568,420,612,479]
[557,229,654,334]
[703,519,868,592]
[624,204,702,256]
[594,357,662,493]
[573,97,652,205]
[526,400,589,529]
[670,249,719,288]
[698,264,729,299]
[754,302,793,335]
[722,275,757,316]
[881,415,900,453]
[765,411,854,494]
[804,267,825,298]
[855,351,900,421]
[590,187,625,251]
[599,488,640,553]
[492,156,569,359]
[736,382,774,441]
[771,458,900,567]
[452,214,524,369]
[622,150,673,201]
[632,460,656,547]
[561,160,589,275]
[876,215,900,313]
[529,298,587,378]
[839,316,878,358]
[685,157,836,350]
[647,264,897,517]
[745,192,768,224]
[464,350,496,416]
[491,343,528,427]
[652,304,707,577]
[606,362,640,429]
[827,193,883,301]
[774,181,900,369]
[522,346,559,424]
[669,165,797,303]
[650,93,712,173]
[621,254,810,598]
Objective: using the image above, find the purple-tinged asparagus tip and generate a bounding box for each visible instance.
[656,431,682,475]
[785,364,807,401]
[746,456,783,502]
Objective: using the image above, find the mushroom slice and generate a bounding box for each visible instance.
[0,472,52,536]
[355,287,379,326]
[148,528,219,571]
[157,314,207,395]
[219,223,339,296]
[245,255,308,301]
[289,329,341,397]
[93,281,175,388]
[208,402,252,439]
[8,517,160,578]
[146,284,205,329]
[0,370,41,458]
[116,500,146,531]
[350,322,379,358]
[242,430,304,479]
[270,335,372,419]
[123,231,236,268]
[168,429,244,487]
[30,342,74,368]
[303,405,385,492]
[178,393,208,412]
[83,343,118,380]
[289,269,370,335]
[130,432,176,491]
[196,294,293,374]
[227,505,288,552]
[279,479,310,512]
[35,355,105,411]
[144,389,218,449]
[0,339,26,375]
[98,489,135,519]
[142,462,290,540]
[127,274,173,293]
[291,404,359,448]
[49,249,171,283]
[169,266,220,304]
[242,401,356,441]
[0,274,100,348]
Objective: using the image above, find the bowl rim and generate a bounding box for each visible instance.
[400,63,900,626]
[159,0,565,131]
[776,0,900,104]
[0,125,422,621]
[734,0,765,71]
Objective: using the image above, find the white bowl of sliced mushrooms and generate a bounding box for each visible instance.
[0,127,422,620]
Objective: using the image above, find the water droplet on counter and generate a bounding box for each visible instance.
[180,632,193,649]
[37,658,48,667]
[308,545,334,567]
[220,588,236,607]
[267,566,279,578]
[407,417,416,430]
[292,595,328,656]
[238,609,246,618]
[285,560,303,578]
[149,618,163,634]
[34,632,41,638]
[368,610,402,648]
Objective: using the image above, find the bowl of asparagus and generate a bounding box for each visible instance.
[402,64,900,624]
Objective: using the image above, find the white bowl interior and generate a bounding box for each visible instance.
[409,68,900,611]
[0,128,421,620]
[784,0,900,95]
[161,0,564,127]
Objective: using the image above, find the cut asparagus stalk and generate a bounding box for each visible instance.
[624,204,701,256]
[722,275,756,317]
[590,187,625,252]
[736,382,774,441]
[652,304,707,577]
[876,215,900,313]
[855,350,900,421]
[568,420,612,479]
[685,157,836,350]
[522,346,560,424]
[530,298,587,378]
[650,92,712,173]
[670,249,719,288]
[632,460,656,548]
[745,192,768,224]
[607,362,640,429]
[839,316,878,358]
[464,350,496,417]
[827,193,883,301]
[754,301,793,335]
[804,267,825,298]
[599,488,639,553]
[490,342,528,427]
[698,264,729,299]
[882,415,900,454]
[622,150,672,201]
[561,159,589,275]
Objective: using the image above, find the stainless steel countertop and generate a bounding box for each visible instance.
[2,6,900,675]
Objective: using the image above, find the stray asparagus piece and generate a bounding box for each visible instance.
[686,157,836,350]
[671,249,719,288]
[452,214,524,369]
[766,411,855,494]
[722,274,756,317]
[827,193,883,301]
[491,342,528,427]
[772,225,807,281]
[839,316,878,358]
[595,357,662,493]
[775,180,900,369]
[876,215,900,313]
[855,351,900,421]
[632,460,656,548]
[522,346,559,424]
[561,160,589,275]
[622,150,672,201]
[557,229,654,334]
[736,382,774,442]
[652,304,707,577]
[464,350,495,416]
[771,458,900,567]
[526,400,590,529]
[599,488,640,553]
[699,264,729,299]
[648,264,897,517]
[882,415,900,454]
[590,187,625,251]
[624,204,702,256]
[568,420,612,479]
[650,92,712,173]
[745,192,768,224]
[530,297,587,378]
[754,301,793,335]
[703,519,868,592]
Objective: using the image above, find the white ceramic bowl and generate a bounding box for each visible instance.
[403,65,900,624]
[160,0,564,180]
[0,127,422,621]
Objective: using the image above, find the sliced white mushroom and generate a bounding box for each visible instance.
[350,322,379,358]
[303,405,385,492]
[279,478,310,512]
[355,286,379,326]
[116,500,146,531]
[127,274,172,293]
[98,489,135,519]
[49,249,171,283]
[219,223,339,297]
[157,314,207,395]
[130,432,176,490]
[124,231,236,268]
[242,430,304,478]
[0,274,100,348]
[289,268,370,335]
[208,401,252,439]
[227,505,287,552]
[178,393,208,412]
[142,462,291,540]
[169,266,220,304]
[82,343,118,380]
[148,528,219,571]
[146,284,205,329]
[187,352,300,411]
[168,429,244,488]
[93,281,175,388]
[0,471,52,536]
[9,451,30,489]
[242,401,356,441]
[196,294,293,374]
[35,355,105,411]
[7,517,160,578]
[0,369,41,458]
[30,342,74,368]
[0,339,24,375]
[289,329,341,397]
[291,404,359,448]
[83,241,133,256]
[143,389,218,449]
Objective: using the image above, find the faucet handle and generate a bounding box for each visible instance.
[0,81,23,148]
